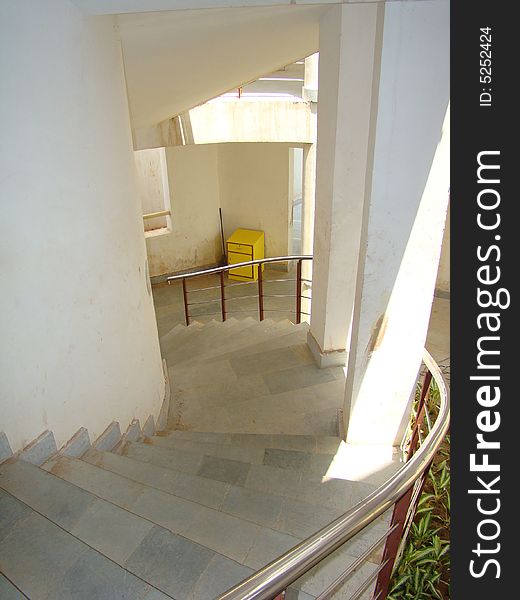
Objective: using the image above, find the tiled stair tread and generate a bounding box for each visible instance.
[170,356,340,396]
[0,574,26,600]
[80,447,390,552]
[0,464,266,600]
[115,441,377,511]
[177,320,299,365]
[169,319,294,366]
[38,454,302,567]
[0,486,172,600]
[157,431,342,454]
[164,322,258,366]
[160,318,228,354]
[204,324,308,364]
[144,435,338,471]
[159,320,205,347]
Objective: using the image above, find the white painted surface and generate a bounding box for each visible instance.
[71,0,337,16]
[344,1,450,446]
[310,2,384,356]
[436,202,450,293]
[134,148,172,233]
[143,142,296,277]
[145,145,222,276]
[218,143,292,259]
[134,100,314,149]
[0,1,165,453]
[118,5,323,127]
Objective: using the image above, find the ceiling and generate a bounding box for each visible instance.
[117,5,325,128]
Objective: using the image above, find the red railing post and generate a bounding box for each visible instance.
[258,262,264,321]
[182,277,190,326]
[407,369,433,460]
[220,271,226,322]
[296,259,302,324]
[373,487,414,600]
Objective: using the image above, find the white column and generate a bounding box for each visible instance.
[308,2,384,367]
[0,0,165,452]
[344,0,450,446]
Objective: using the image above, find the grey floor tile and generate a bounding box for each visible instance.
[263,448,312,471]
[243,527,300,570]
[263,364,336,395]
[185,509,260,563]
[48,456,146,509]
[244,464,302,497]
[229,346,305,378]
[268,435,317,453]
[0,460,95,530]
[87,449,228,511]
[0,511,86,598]
[141,589,173,600]
[309,453,336,476]
[221,485,284,528]
[44,547,150,600]
[0,573,25,599]
[0,489,31,542]
[187,553,254,600]
[132,488,210,536]
[126,526,214,599]
[284,588,316,600]
[277,497,343,539]
[197,455,250,486]
[123,442,203,475]
[70,498,154,565]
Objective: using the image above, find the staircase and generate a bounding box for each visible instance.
[0,318,401,600]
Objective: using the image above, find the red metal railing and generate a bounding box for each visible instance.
[167,256,313,326]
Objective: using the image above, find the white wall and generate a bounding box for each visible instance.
[0,0,165,453]
[218,143,292,259]
[135,147,171,232]
[145,145,222,276]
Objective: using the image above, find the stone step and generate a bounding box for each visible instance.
[163,317,247,361]
[169,366,344,435]
[116,441,377,511]
[144,435,337,474]
[204,322,309,364]
[42,454,302,569]
[158,431,342,454]
[159,320,204,348]
[83,448,390,598]
[185,319,299,366]
[168,318,288,366]
[178,317,278,364]
[161,318,235,357]
[82,448,345,536]
[0,478,172,600]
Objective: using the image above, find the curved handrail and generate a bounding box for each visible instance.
[166,255,313,282]
[217,349,450,600]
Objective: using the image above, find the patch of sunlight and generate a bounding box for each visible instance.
[321,442,402,485]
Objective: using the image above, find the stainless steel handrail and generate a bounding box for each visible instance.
[217,349,449,600]
[166,255,313,282]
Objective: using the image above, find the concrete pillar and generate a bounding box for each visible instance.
[343,1,450,446]
[308,2,384,368]
[302,52,319,103]
[301,53,319,286]
[0,0,165,452]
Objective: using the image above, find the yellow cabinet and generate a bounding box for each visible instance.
[226,228,264,281]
